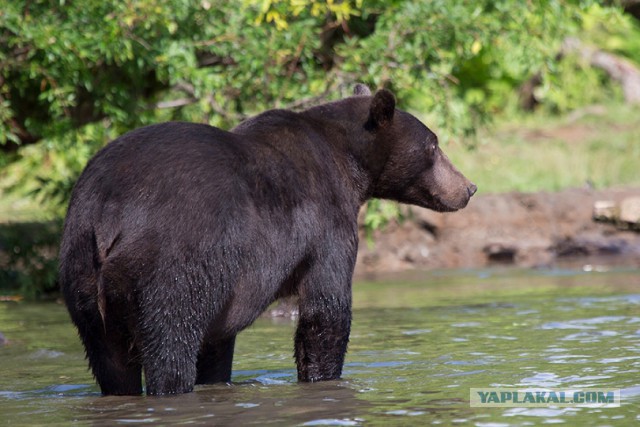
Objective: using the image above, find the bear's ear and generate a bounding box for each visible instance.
[353,83,372,96]
[368,89,396,129]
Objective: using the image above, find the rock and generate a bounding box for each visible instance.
[620,197,640,226]
[593,200,618,222]
[483,242,517,264]
[593,196,640,230]
[0,331,7,346]
[553,236,627,257]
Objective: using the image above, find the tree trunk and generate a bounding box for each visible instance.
[562,37,640,104]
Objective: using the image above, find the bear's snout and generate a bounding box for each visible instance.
[468,183,478,198]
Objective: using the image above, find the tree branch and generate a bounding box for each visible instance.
[562,37,640,104]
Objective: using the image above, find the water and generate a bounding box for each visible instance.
[1,267,639,425]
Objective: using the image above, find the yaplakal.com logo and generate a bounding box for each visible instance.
[470,388,620,408]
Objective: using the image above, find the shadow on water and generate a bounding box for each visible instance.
[1,266,639,425]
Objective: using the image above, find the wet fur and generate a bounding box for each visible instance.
[59,88,475,395]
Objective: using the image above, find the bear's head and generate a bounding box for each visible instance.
[355,85,477,212]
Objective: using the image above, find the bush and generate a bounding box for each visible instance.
[0,221,61,299]
[3,1,638,217]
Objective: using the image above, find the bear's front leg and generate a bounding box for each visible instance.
[294,266,353,382]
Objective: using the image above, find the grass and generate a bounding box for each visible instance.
[444,102,640,194]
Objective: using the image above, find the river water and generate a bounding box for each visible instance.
[1,266,639,425]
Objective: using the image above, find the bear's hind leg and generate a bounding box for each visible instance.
[140,322,204,395]
[141,329,203,395]
[78,316,143,395]
[195,335,236,384]
[138,287,211,395]
[136,261,228,394]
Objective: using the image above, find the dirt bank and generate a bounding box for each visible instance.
[355,186,640,278]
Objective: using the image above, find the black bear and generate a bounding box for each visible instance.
[59,85,476,395]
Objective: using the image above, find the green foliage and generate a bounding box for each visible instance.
[532,3,639,113]
[362,199,404,245]
[1,0,638,216]
[5,122,115,217]
[580,2,640,64]
[339,0,574,137]
[0,221,61,299]
[538,55,623,112]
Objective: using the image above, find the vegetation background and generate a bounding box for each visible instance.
[1,0,640,297]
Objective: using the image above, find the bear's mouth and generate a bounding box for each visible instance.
[402,185,471,213]
[430,198,461,212]
[425,193,469,212]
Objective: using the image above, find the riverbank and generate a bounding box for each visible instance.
[355,186,640,279]
[1,186,639,298]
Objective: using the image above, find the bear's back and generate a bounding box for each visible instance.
[64,119,342,255]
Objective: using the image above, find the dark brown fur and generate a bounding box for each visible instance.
[59,87,476,395]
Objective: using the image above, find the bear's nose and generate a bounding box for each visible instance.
[468,183,478,197]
